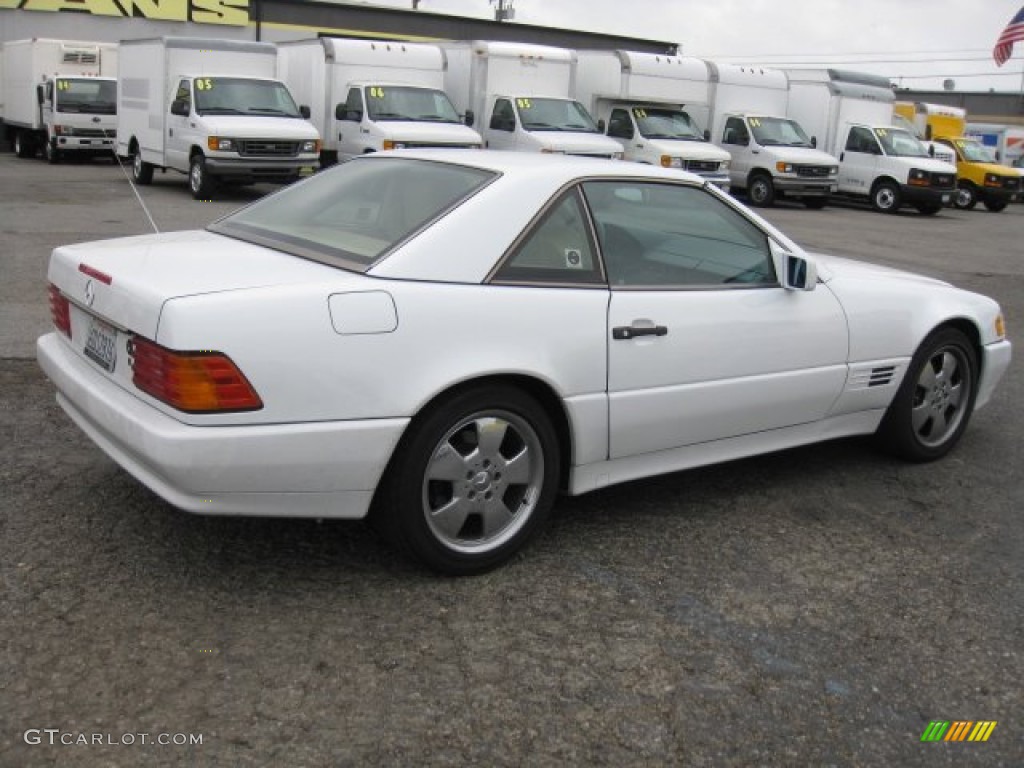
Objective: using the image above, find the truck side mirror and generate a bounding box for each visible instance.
[811,136,817,148]
[925,125,932,140]
[464,109,475,127]
[36,84,45,105]
[703,129,710,141]
[928,144,935,158]
[597,118,606,132]
[299,105,311,119]
[170,99,189,117]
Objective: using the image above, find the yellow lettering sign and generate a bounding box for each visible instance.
[195,77,214,91]
[7,0,248,24]
[368,86,386,99]
[516,98,532,109]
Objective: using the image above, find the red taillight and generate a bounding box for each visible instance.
[48,284,71,338]
[130,337,263,413]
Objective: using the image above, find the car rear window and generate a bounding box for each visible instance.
[209,157,496,272]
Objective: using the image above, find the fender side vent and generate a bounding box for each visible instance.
[868,366,896,387]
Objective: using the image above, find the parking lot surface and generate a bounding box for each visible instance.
[2,154,1022,766]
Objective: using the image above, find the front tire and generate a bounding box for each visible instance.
[871,180,901,213]
[916,204,942,215]
[189,154,217,200]
[803,197,828,210]
[954,182,977,210]
[747,174,776,207]
[875,327,978,462]
[373,385,560,575]
[45,139,60,164]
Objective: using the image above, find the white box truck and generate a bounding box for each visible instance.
[277,38,482,165]
[443,41,623,158]
[117,37,320,199]
[785,69,957,214]
[704,62,840,208]
[2,38,117,163]
[573,50,730,190]
[966,122,1024,166]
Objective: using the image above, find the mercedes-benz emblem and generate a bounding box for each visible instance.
[84,279,95,306]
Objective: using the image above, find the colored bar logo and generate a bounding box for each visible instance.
[921,721,997,742]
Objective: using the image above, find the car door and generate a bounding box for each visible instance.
[582,180,849,459]
[486,98,518,151]
[336,87,368,161]
[606,108,636,160]
[720,116,752,187]
[165,78,193,172]
[838,125,880,195]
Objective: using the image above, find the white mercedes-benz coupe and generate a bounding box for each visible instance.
[37,150,1011,574]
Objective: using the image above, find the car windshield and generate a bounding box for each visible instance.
[54,78,117,114]
[954,139,998,163]
[874,127,928,157]
[632,108,703,140]
[194,78,302,118]
[748,116,812,147]
[365,85,461,123]
[209,157,496,271]
[515,98,599,132]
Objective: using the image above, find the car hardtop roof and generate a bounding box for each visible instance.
[359,148,704,184]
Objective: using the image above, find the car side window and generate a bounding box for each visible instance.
[491,188,603,285]
[582,181,776,288]
[174,79,190,110]
[722,116,749,145]
[846,126,878,154]
[342,88,363,121]
[607,109,633,139]
[490,99,515,132]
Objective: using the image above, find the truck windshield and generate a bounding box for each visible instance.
[515,98,599,133]
[953,139,998,163]
[632,108,703,140]
[748,116,812,147]
[874,127,928,158]
[54,78,117,115]
[194,78,302,118]
[365,86,461,123]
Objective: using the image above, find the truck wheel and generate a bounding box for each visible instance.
[870,181,901,213]
[189,154,217,200]
[14,132,34,159]
[954,183,977,210]
[803,198,828,210]
[983,200,1008,213]
[131,146,154,185]
[916,204,942,216]
[45,140,61,165]
[747,174,775,207]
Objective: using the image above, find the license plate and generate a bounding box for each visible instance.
[84,316,117,372]
[299,166,315,176]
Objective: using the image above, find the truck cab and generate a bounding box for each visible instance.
[483,94,621,157]
[333,81,481,162]
[717,113,837,207]
[38,75,117,162]
[837,123,957,214]
[601,104,730,191]
[934,136,1022,212]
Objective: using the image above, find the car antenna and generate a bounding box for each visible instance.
[112,150,160,234]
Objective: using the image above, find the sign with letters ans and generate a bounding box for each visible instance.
[0,0,250,26]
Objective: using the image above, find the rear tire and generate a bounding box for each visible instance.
[954,183,977,210]
[45,140,60,164]
[875,327,978,462]
[189,154,217,200]
[916,204,942,215]
[14,131,34,159]
[372,385,560,575]
[131,144,154,185]
[870,180,901,213]
[747,174,775,207]
[983,199,1008,213]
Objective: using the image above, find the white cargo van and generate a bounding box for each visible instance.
[705,62,839,208]
[443,41,622,158]
[117,37,320,199]
[786,69,957,214]
[573,50,730,189]
[1,39,117,163]
[277,38,482,165]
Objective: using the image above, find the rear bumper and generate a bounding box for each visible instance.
[204,156,319,182]
[37,332,407,519]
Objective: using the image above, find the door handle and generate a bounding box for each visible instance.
[612,325,668,340]
[169,129,173,137]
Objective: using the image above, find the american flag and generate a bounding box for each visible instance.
[993,5,1024,66]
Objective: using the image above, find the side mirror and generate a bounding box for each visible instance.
[782,252,817,291]
[170,99,189,117]
[464,109,475,127]
[299,105,311,119]
[811,135,817,148]
[597,118,606,132]
[703,129,711,141]
[36,84,45,105]
[928,144,935,158]
[925,125,933,140]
